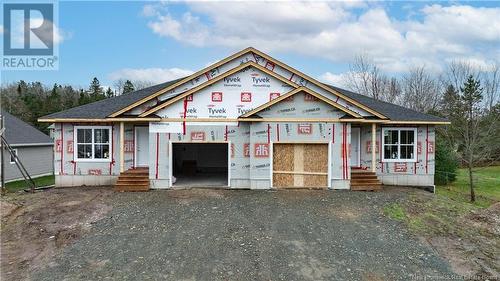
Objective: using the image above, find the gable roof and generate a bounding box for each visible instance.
[323,85,447,123]
[39,79,447,123]
[40,78,184,120]
[1,110,52,146]
[109,47,387,119]
[240,87,361,118]
[108,47,256,118]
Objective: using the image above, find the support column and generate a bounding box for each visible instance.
[371,123,376,172]
[119,122,124,173]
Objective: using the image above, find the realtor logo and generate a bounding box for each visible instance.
[212,92,223,102]
[190,132,205,141]
[2,2,59,70]
[241,92,252,102]
[254,143,269,158]
[297,124,313,135]
[186,94,193,102]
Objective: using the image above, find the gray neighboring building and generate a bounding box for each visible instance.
[1,110,53,182]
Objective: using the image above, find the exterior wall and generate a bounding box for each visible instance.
[50,122,435,189]
[149,121,350,190]
[2,145,53,182]
[53,123,135,187]
[359,125,435,187]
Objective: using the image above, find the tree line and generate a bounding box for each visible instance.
[342,56,500,202]
[1,58,499,201]
[1,77,140,133]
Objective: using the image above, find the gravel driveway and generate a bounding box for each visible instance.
[34,188,455,281]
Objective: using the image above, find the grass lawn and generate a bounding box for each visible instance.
[383,166,500,277]
[436,166,500,207]
[4,175,55,193]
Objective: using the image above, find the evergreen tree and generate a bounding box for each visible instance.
[443,76,496,202]
[123,80,135,94]
[88,77,104,101]
[105,87,115,98]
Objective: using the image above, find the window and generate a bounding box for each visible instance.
[74,126,111,161]
[9,149,18,164]
[382,128,417,162]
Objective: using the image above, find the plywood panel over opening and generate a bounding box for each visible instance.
[273,143,328,188]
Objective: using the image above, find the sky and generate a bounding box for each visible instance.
[1,0,500,91]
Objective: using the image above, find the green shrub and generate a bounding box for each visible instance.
[435,136,459,185]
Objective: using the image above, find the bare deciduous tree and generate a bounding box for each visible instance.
[400,66,441,113]
[342,54,396,102]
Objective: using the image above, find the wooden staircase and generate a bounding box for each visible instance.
[350,168,382,191]
[114,168,150,192]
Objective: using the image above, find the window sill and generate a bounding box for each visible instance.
[74,159,112,163]
[382,159,417,163]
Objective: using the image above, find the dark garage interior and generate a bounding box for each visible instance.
[172,143,228,187]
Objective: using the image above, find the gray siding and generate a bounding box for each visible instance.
[2,146,54,182]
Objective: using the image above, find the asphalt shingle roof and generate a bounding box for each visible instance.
[2,110,52,145]
[324,84,447,122]
[41,78,184,119]
[40,77,446,123]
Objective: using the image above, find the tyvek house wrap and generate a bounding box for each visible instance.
[359,125,435,186]
[148,92,351,189]
[130,51,374,118]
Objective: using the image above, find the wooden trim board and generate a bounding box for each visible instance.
[240,86,362,118]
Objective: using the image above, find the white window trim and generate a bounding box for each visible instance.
[382,127,417,163]
[73,126,112,162]
[9,149,18,164]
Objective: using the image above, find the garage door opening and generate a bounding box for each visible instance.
[172,143,229,187]
[272,143,329,189]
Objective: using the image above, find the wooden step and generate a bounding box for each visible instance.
[114,168,150,192]
[350,178,382,184]
[350,168,382,191]
[351,174,378,179]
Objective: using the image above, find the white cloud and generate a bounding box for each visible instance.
[108,67,194,84]
[318,72,349,87]
[145,2,500,73]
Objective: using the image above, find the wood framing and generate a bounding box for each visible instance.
[108,47,255,118]
[138,61,302,117]
[249,48,388,119]
[239,86,362,119]
[119,122,125,173]
[109,47,388,120]
[371,123,376,173]
[272,143,328,188]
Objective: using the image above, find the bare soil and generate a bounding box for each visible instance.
[404,192,500,279]
[0,187,113,281]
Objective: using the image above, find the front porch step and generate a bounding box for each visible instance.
[114,168,150,192]
[350,168,382,191]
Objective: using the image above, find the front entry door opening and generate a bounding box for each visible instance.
[350,127,361,167]
[135,126,149,167]
[172,143,229,187]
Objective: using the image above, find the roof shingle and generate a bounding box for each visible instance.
[2,110,52,146]
[40,77,447,123]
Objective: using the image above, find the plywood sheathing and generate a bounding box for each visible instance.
[273,143,328,188]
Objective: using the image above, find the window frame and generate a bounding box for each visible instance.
[73,126,112,162]
[381,127,417,163]
[9,149,18,164]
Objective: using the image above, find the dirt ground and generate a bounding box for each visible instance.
[402,191,500,279]
[0,187,497,280]
[0,187,113,281]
